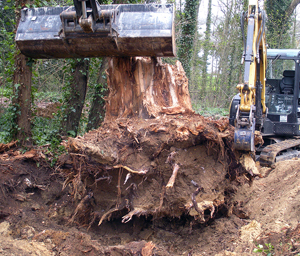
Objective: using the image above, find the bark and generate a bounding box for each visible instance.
[86,58,109,132]
[12,53,32,144]
[105,57,194,121]
[13,0,32,144]
[61,59,89,137]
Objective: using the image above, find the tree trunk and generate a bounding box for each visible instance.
[61,58,89,137]
[12,53,32,144]
[104,57,193,121]
[86,58,109,132]
[200,0,212,99]
[12,0,32,144]
[287,0,300,17]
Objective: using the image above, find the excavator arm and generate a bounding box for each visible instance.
[15,0,175,58]
[234,0,267,151]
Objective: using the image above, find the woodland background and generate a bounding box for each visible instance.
[0,0,299,153]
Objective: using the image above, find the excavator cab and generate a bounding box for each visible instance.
[15,0,175,58]
[263,49,300,137]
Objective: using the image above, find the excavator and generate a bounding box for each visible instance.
[229,0,300,166]
[15,0,175,58]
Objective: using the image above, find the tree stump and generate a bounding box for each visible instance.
[105,57,194,120]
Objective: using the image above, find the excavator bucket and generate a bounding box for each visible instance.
[15,4,175,59]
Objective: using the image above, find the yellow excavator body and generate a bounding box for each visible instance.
[233,0,267,151]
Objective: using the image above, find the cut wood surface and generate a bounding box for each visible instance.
[105,57,194,120]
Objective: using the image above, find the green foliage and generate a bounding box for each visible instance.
[253,243,274,255]
[25,0,74,8]
[31,104,66,167]
[0,104,19,143]
[0,82,23,142]
[30,59,66,145]
[85,58,108,132]
[265,0,294,48]
[61,59,78,101]
[32,59,66,100]
[161,57,177,65]
[88,58,106,98]
[193,104,228,118]
[0,0,16,85]
[177,0,200,79]
[59,58,90,136]
[32,115,62,146]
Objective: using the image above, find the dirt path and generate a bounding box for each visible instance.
[1,116,300,255]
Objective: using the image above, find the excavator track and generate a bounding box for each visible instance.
[259,139,300,166]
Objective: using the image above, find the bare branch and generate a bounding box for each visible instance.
[287,0,300,17]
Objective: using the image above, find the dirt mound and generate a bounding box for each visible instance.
[232,159,300,255]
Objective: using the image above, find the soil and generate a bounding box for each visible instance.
[1,115,300,256]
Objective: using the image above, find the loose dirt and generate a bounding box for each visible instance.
[1,115,300,256]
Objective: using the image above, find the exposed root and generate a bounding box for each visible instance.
[165,151,177,164]
[187,200,216,223]
[165,151,180,188]
[122,208,148,223]
[187,182,224,222]
[62,174,74,191]
[0,140,17,153]
[190,181,205,221]
[166,163,180,188]
[141,241,156,256]
[239,154,260,176]
[196,201,215,222]
[157,185,166,212]
[72,173,86,201]
[88,211,101,230]
[124,173,131,185]
[117,168,123,207]
[98,199,132,226]
[113,164,148,175]
[98,207,121,226]
[68,192,95,225]
[90,175,111,187]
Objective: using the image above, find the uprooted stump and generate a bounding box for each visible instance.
[58,114,249,228]
[57,57,251,229]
